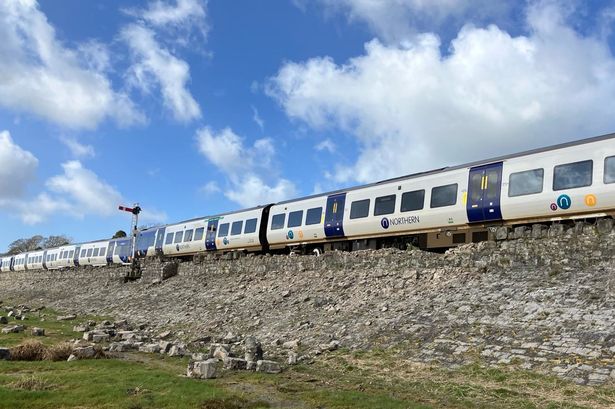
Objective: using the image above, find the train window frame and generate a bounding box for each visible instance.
[87,248,93,257]
[231,221,244,236]
[271,214,286,230]
[430,183,458,208]
[374,194,396,216]
[244,218,258,234]
[165,233,174,245]
[194,227,205,241]
[218,223,230,237]
[174,231,184,244]
[305,207,323,225]
[553,160,593,191]
[401,189,425,212]
[93,248,100,257]
[184,229,194,242]
[350,199,370,219]
[287,210,304,228]
[69,250,74,259]
[100,248,106,257]
[605,156,615,184]
[80,249,86,258]
[508,168,544,197]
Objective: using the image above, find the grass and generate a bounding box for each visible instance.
[2,307,615,408]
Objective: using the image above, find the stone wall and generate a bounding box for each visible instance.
[2,221,615,385]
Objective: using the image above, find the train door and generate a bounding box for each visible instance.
[206,219,219,251]
[324,193,346,238]
[155,227,166,256]
[74,246,81,266]
[467,162,503,223]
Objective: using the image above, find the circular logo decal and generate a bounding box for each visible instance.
[381,218,390,229]
[176,244,180,252]
[223,237,229,245]
[557,194,572,210]
[550,203,558,211]
[287,230,294,240]
[585,194,597,207]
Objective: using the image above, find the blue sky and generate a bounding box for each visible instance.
[1,0,615,252]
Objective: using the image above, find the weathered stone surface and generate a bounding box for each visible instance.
[73,324,88,332]
[168,344,186,357]
[139,343,161,354]
[223,357,247,370]
[31,327,45,336]
[73,346,95,359]
[161,262,178,280]
[256,360,281,374]
[188,359,217,379]
[244,336,263,362]
[92,334,110,343]
[2,325,24,334]
[287,351,298,365]
[57,315,76,321]
[212,345,230,360]
[0,347,10,360]
[67,354,78,362]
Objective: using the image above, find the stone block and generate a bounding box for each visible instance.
[139,343,161,353]
[244,337,263,362]
[2,325,24,334]
[531,224,547,239]
[597,219,614,235]
[188,359,218,379]
[256,360,282,374]
[67,354,78,362]
[495,227,509,241]
[287,351,298,365]
[57,315,77,321]
[168,344,186,357]
[159,341,173,354]
[92,334,110,343]
[161,262,178,280]
[73,324,88,332]
[31,327,45,336]
[213,345,230,360]
[73,346,96,359]
[223,357,247,370]
[548,224,564,237]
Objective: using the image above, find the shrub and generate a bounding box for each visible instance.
[10,340,48,361]
[44,342,74,361]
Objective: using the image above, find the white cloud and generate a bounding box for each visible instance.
[200,180,220,194]
[123,24,201,123]
[0,0,144,129]
[0,130,38,199]
[268,3,615,184]
[252,105,265,131]
[315,138,335,153]
[46,161,123,217]
[136,0,207,30]
[60,136,95,158]
[196,127,297,207]
[309,0,511,43]
[138,208,168,224]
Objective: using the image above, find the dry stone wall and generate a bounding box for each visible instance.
[2,221,615,385]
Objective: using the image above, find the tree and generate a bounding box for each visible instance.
[7,235,44,255]
[112,230,127,239]
[43,235,71,249]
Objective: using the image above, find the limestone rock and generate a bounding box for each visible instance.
[188,359,218,379]
[139,344,161,354]
[256,360,281,374]
[57,315,77,321]
[31,327,45,336]
[2,325,24,334]
[223,357,247,370]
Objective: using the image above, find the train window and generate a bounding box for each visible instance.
[218,223,230,237]
[184,229,194,242]
[93,248,100,257]
[174,231,184,243]
[80,249,86,258]
[100,248,106,257]
[288,210,303,228]
[553,160,593,190]
[374,195,396,216]
[194,227,205,240]
[165,233,174,245]
[306,207,323,225]
[401,190,425,212]
[508,169,544,197]
[244,218,258,234]
[430,184,458,208]
[69,250,74,259]
[231,221,244,236]
[87,248,93,257]
[605,156,615,184]
[271,214,286,230]
[350,199,370,219]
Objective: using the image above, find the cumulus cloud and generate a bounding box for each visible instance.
[0,0,144,129]
[307,0,512,43]
[0,130,38,199]
[268,2,615,184]
[60,136,95,158]
[196,127,297,207]
[132,0,207,31]
[315,138,336,153]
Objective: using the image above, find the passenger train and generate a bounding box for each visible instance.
[2,132,615,272]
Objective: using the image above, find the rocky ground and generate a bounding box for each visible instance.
[2,221,615,386]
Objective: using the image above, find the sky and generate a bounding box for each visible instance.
[1,0,615,252]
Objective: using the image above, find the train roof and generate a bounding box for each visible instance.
[274,131,615,206]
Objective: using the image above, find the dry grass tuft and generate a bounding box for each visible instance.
[44,342,74,361]
[10,339,48,361]
[8,375,55,391]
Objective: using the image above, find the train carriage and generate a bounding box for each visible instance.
[25,250,45,271]
[78,240,110,267]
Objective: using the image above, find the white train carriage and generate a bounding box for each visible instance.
[46,245,78,269]
[78,240,110,267]
[266,196,328,250]
[161,218,207,257]
[0,256,13,272]
[25,250,45,271]
[205,207,269,253]
[12,253,28,271]
[43,248,62,270]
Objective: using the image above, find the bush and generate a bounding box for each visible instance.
[10,340,48,361]
[44,342,74,361]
